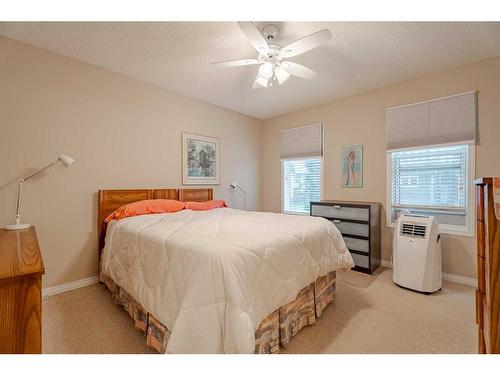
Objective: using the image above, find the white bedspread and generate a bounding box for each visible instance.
[101,208,354,353]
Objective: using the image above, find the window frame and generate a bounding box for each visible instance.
[281,156,324,216]
[386,143,475,237]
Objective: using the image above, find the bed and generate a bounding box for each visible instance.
[98,188,354,353]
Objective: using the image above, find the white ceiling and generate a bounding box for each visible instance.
[1,22,500,119]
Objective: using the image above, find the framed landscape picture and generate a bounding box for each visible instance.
[341,145,363,188]
[182,132,220,185]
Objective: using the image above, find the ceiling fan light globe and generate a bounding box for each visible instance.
[255,74,269,88]
[259,62,274,80]
[274,66,291,85]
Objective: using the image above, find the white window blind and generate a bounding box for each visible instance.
[283,158,321,214]
[281,123,323,159]
[386,92,476,150]
[390,144,470,230]
[392,144,467,209]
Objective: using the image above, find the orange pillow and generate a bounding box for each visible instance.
[105,199,185,222]
[185,200,227,211]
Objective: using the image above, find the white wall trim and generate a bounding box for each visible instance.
[441,273,477,288]
[42,275,99,298]
[380,260,477,287]
[381,259,393,268]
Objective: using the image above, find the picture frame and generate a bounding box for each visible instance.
[182,132,220,185]
[341,144,363,188]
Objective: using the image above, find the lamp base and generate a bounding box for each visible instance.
[4,223,31,230]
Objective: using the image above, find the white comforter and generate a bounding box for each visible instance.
[101,208,354,353]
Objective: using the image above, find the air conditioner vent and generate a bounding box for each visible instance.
[401,223,414,236]
[400,222,427,238]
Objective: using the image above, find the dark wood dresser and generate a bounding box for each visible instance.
[310,200,381,274]
[0,226,45,353]
[475,177,500,354]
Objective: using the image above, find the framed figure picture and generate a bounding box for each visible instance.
[341,145,363,188]
[182,132,220,185]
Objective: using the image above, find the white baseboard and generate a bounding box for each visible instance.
[381,259,392,268]
[42,275,99,298]
[441,273,477,288]
[380,260,477,288]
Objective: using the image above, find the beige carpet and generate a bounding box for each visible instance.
[42,268,477,354]
[336,268,382,288]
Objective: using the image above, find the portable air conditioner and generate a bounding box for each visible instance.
[393,213,442,293]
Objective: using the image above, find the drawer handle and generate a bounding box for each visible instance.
[333,205,341,209]
[333,219,341,223]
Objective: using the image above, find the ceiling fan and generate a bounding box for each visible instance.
[212,22,332,89]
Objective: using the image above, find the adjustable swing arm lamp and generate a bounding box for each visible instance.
[5,154,75,230]
[230,182,248,210]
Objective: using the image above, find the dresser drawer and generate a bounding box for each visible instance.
[351,253,369,269]
[0,226,44,354]
[344,237,370,253]
[332,220,369,237]
[311,204,369,221]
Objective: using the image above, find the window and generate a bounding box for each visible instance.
[283,158,321,214]
[280,123,323,214]
[387,143,475,236]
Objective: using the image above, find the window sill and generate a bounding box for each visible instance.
[282,211,309,216]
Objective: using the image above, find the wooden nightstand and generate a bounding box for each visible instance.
[0,226,45,353]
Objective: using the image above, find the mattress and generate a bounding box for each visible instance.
[100,207,354,353]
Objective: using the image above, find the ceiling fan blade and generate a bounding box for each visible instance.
[238,22,270,53]
[211,59,260,67]
[281,61,317,80]
[279,29,332,58]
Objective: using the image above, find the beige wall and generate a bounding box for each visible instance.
[262,56,500,279]
[2,35,499,287]
[0,37,262,288]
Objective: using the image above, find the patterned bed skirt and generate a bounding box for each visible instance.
[100,271,336,353]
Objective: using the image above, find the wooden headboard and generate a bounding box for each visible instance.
[98,188,213,252]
